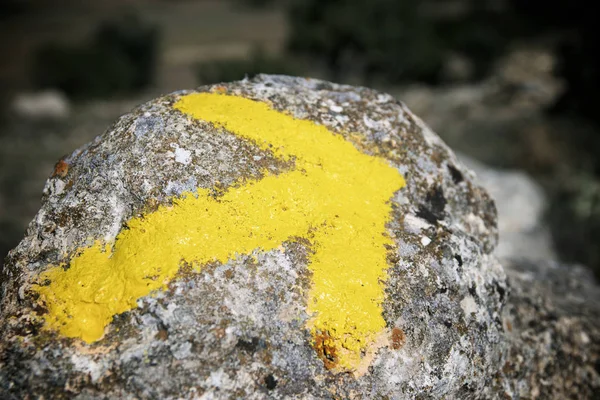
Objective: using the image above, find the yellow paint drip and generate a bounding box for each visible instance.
[34,92,405,371]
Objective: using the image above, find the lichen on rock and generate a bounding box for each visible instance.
[1,75,598,399]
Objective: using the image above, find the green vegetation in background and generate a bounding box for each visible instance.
[549,174,600,275]
[196,0,525,87]
[510,0,600,277]
[287,0,442,84]
[286,0,523,84]
[32,14,159,99]
[285,0,600,125]
[233,0,279,9]
[196,47,299,85]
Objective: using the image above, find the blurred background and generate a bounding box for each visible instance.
[1,0,599,278]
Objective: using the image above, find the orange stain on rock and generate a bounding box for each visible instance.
[390,327,406,350]
[52,160,69,178]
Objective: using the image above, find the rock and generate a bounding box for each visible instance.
[459,154,556,262]
[493,47,564,110]
[11,90,71,120]
[393,47,566,171]
[0,75,597,399]
[500,259,600,399]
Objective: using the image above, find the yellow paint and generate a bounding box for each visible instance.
[34,93,405,370]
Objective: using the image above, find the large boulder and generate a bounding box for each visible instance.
[0,75,598,399]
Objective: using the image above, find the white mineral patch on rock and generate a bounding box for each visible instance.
[460,295,478,316]
[421,236,432,246]
[70,354,106,383]
[174,146,192,165]
[404,214,432,234]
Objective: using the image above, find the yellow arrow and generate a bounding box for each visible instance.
[34,92,405,371]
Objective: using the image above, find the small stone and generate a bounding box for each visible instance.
[11,90,71,120]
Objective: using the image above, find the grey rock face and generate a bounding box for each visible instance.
[0,75,597,399]
[500,260,600,399]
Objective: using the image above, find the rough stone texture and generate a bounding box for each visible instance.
[499,260,600,399]
[0,75,598,399]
